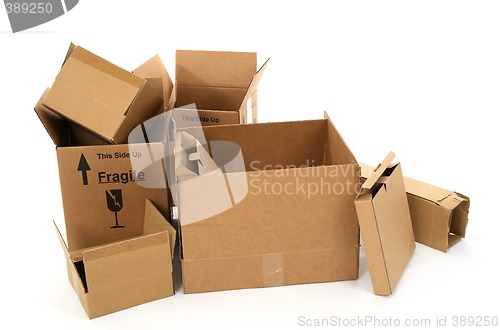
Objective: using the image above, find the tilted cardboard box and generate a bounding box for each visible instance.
[355,152,415,296]
[174,50,269,126]
[42,44,164,144]
[35,91,170,250]
[172,113,360,293]
[360,163,470,252]
[55,200,176,319]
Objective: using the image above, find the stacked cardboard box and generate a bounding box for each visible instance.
[36,45,176,319]
[36,44,471,318]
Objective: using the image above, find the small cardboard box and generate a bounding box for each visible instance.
[361,163,470,252]
[55,199,176,319]
[355,152,415,296]
[172,113,360,293]
[42,44,164,144]
[35,91,170,250]
[174,50,269,126]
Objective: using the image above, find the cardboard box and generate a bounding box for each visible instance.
[55,199,176,319]
[35,91,170,251]
[42,44,164,144]
[174,50,269,126]
[355,152,415,296]
[360,163,470,252]
[173,113,360,293]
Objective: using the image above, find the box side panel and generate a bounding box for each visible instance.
[176,50,257,88]
[371,165,415,294]
[182,248,359,294]
[57,144,168,251]
[197,120,328,170]
[355,195,391,295]
[87,270,173,318]
[83,232,172,294]
[123,82,163,127]
[69,122,111,146]
[407,196,451,252]
[174,109,240,127]
[176,86,247,111]
[180,168,359,261]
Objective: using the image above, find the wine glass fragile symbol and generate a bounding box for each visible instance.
[106,190,124,229]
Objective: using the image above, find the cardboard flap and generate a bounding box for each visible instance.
[143,199,176,256]
[324,112,358,165]
[239,58,269,110]
[34,89,70,147]
[53,221,88,293]
[362,151,395,190]
[133,54,173,109]
[62,42,77,66]
[176,50,257,88]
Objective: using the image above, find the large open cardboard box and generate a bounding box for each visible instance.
[174,50,269,126]
[360,163,470,252]
[55,200,176,319]
[41,44,164,144]
[172,113,360,293]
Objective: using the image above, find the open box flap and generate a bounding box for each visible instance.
[176,50,257,88]
[238,58,269,110]
[53,221,89,294]
[133,54,174,110]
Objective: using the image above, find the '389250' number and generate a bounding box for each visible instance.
[5,2,53,14]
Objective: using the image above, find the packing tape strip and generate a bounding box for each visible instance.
[262,253,284,287]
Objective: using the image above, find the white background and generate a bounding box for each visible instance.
[1,1,498,329]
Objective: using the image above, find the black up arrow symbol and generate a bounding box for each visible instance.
[77,154,91,185]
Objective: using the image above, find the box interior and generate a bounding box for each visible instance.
[185,119,353,173]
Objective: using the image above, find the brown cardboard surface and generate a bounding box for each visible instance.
[360,163,470,252]
[174,50,268,125]
[356,153,415,295]
[35,91,170,251]
[55,200,176,319]
[176,114,360,293]
[42,45,163,144]
[133,54,174,111]
[56,143,169,251]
